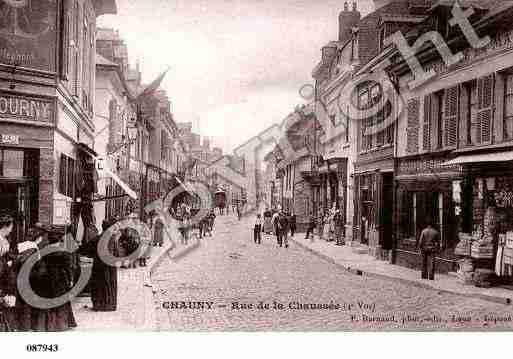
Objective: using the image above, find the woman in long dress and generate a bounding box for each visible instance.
[82,220,118,312]
[40,231,77,331]
[15,226,50,331]
[0,214,16,331]
[18,229,77,332]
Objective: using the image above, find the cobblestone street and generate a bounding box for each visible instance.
[154,216,513,331]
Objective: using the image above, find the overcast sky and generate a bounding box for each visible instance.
[98,0,374,152]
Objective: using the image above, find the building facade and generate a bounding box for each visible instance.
[0,0,117,243]
[350,0,433,259]
[386,0,513,276]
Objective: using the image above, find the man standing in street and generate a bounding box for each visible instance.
[289,212,296,237]
[276,209,289,248]
[272,207,280,239]
[254,214,263,244]
[417,218,441,280]
[305,213,316,240]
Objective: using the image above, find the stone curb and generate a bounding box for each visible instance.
[290,237,512,306]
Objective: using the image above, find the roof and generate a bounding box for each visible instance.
[96,28,120,41]
[95,53,118,68]
[430,0,498,10]
[93,0,117,17]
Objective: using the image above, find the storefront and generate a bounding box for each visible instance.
[0,91,56,243]
[447,150,513,285]
[353,147,394,259]
[394,154,462,273]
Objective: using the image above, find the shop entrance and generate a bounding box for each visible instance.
[381,173,394,250]
[0,181,32,244]
[0,148,39,244]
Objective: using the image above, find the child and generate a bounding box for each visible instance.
[254,214,263,244]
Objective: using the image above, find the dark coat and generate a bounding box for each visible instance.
[0,248,16,331]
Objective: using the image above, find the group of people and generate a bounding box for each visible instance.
[172,203,217,243]
[254,207,296,248]
[305,205,345,246]
[1,213,78,332]
[0,208,172,332]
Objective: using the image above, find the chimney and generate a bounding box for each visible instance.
[339,1,361,43]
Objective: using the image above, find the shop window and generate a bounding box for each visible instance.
[59,154,76,198]
[0,149,24,178]
[504,74,513,140]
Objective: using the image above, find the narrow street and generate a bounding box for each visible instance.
[153,215,513,331]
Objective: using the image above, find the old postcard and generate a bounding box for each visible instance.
[2,0,513,341]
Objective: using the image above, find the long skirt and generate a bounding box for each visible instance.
[90,258,118,312]
[0,309,13,331]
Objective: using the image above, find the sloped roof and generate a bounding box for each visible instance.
[430,0,500,10]
[95,53,118,68]
[93,0,117,17]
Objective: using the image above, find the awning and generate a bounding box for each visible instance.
[443,151,513,166]
[324,150,347,162]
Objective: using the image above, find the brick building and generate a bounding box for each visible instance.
[0,0,117,243]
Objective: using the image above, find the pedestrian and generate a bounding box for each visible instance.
[305,213,316,240]
[236,205,241,221]
[254,214,263,244]
[153,215,164,247]
[277,209,289,248]
[15,224,52,332]
[317,210,324,240]
[324,212,332,242]
[417,218,441,280]
[289,212,296,237]
[80,220,118,312]
[334,209,345,246]
[38,230,77,331]
[0,213,16,332]
[272,208,280,242]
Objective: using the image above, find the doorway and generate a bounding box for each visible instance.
[0,147,39,244]
[381,173,394,250]
[0,182,32,244]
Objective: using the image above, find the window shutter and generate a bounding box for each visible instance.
[406,97,420,153]
[423,95,432,151]
[443,86,458,147]
[59,154,66,195]
[477,74,494,144]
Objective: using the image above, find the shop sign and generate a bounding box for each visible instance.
[0,0,58,72]
[398,157,461,176]
[0,134,19,144]
[0,94,54,123]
